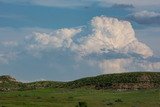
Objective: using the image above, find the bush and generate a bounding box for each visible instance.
[76,101,87,107]
[36,96,41,99]
[106,102,113,105]
[51,96,55,99]
[115,99,123,102]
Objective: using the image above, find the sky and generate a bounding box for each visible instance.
[0,0,160,82]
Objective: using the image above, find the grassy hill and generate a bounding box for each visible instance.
[0,75,22,91]
[0,72,160,107]
[0,72,160,91]
[66,72,160,90]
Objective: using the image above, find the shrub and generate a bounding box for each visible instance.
[115,99,123,102]
[76,101,87,107]
[36,96,41,99]
[106,102,113,105]
[51,96,55,99]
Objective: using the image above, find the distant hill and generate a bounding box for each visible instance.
[66,72,160,90]
[0,75,17,82]
[0,72,160,91]
[0,75,21,91]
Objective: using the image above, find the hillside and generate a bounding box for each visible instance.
[0,72,160,91]
[67,72,160,90]
[0,75,22,91]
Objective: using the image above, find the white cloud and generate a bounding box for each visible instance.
[137,60,160,71]
[121,40,153,58]
[76,16,153,58]
[0,16,159,75]
[0,52,17,64]
[99,58,130,73]
[133,11,160,18]
[0,27,55,42]
[21,16,157,73]
[99,58,160,74]
[25,16,152,59]
[127,11,160,25]
[0,41,18,64]
[99,0,160,7]
[25,28,81,55]
[0,41,18,47]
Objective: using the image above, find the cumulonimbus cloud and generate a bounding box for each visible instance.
[1,16,160,74]
[75,16,153,58]
[25,16,153,58]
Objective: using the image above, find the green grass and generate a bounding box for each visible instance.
[0,72,160,107]
[0,88,159,107]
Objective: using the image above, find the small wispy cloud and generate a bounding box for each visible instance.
[0,0,92,8]
[1,0,160,8]
[99,0,160,7]
[111,4,134,9]
[126,10,160,25]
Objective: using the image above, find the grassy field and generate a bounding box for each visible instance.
[0,88,159,107]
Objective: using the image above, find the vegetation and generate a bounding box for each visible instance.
[0,88,159,107]
[76,102,88,107]
[67,72,160,88]
[0,72,160,91]
[0,72,160,107]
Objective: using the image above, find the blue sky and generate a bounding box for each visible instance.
[0,0,160,82]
